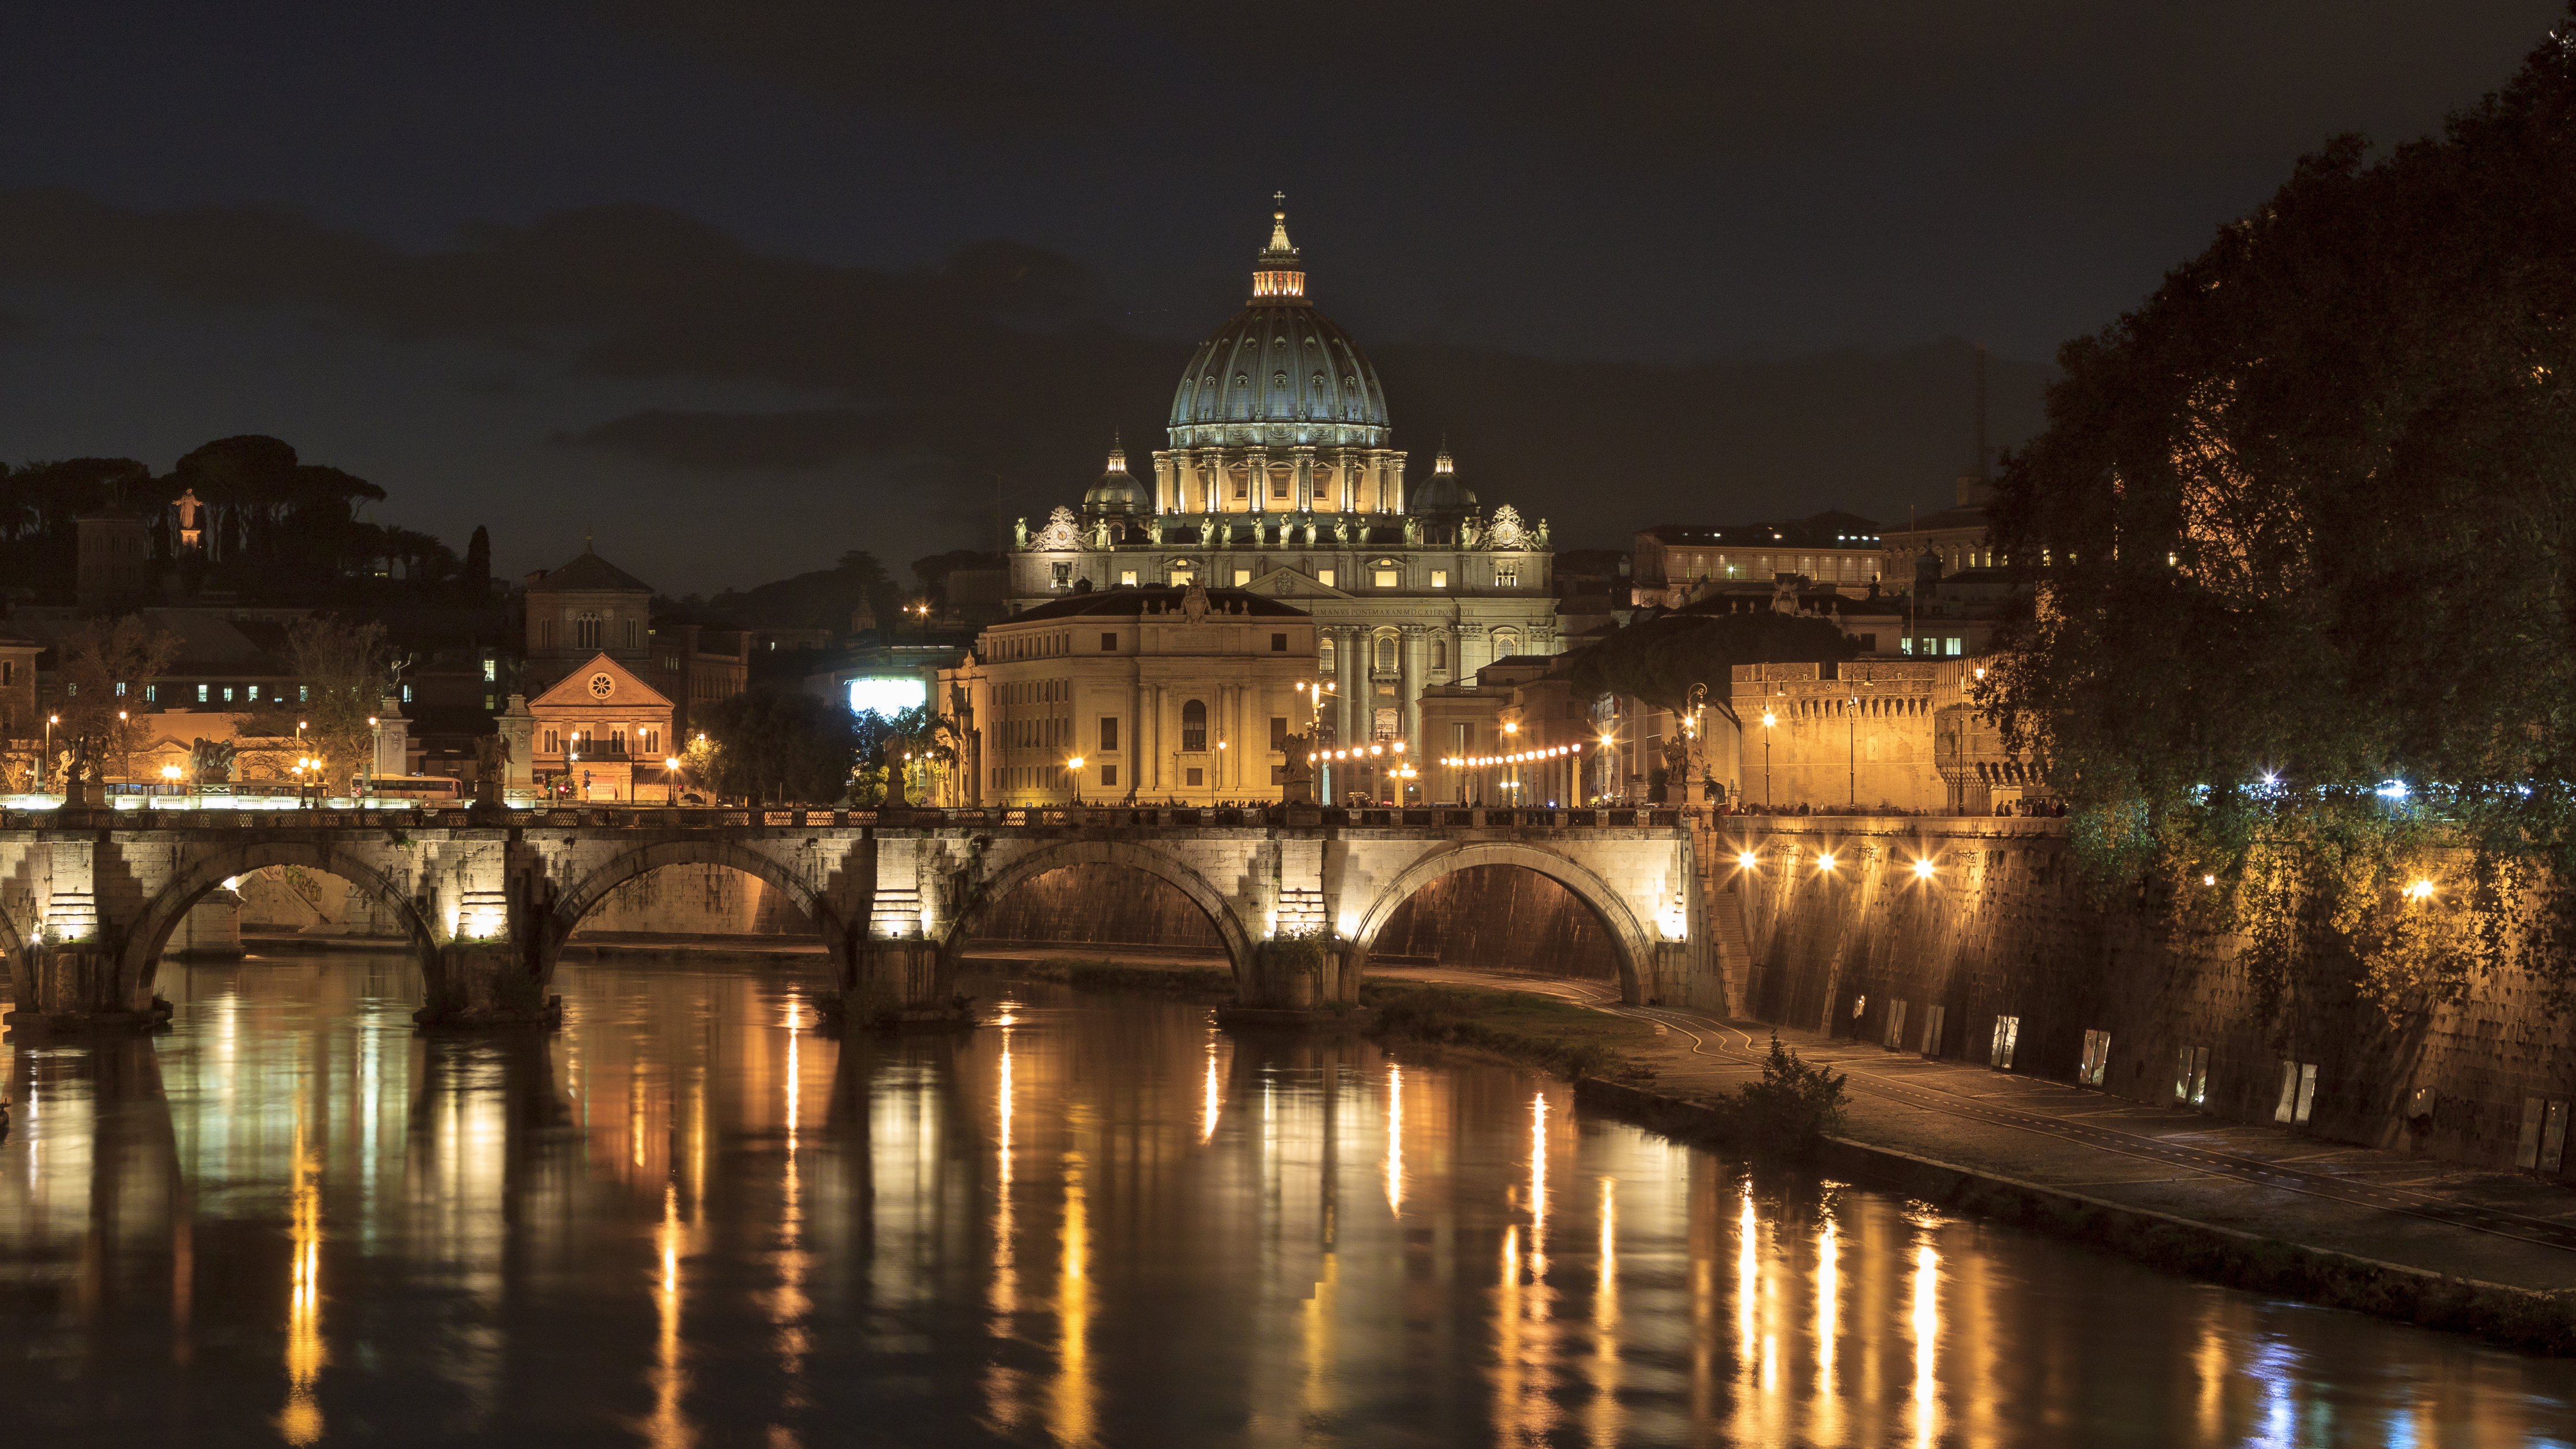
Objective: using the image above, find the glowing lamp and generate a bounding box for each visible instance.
[1817,853,1837,871]
[2405,879,2436,901]
[1736,851,1758,870]
[1912,858,1935,879]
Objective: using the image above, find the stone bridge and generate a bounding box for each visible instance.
[0,803,1730,1030]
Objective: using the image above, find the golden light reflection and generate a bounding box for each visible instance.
[279,1124,325,1446]
[1384,1064,1403,1217]
[1201,1036,1222,1145]
[1912,1234,1941,1449]
[1496,1224,1525,1436]
[768,1025,811,1427]
[992,1014,1019,1317]
[644,1179,696,1449]
[1528,1093,1549,1282]
[1588,1177,1622,1449]
[1049,1122,1097,1447]
[1814,1216,1842,1446]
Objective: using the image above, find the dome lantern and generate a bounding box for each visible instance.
[1083,432,1144,515]
[1252,192,1305,300]
[1166,196,1391,452]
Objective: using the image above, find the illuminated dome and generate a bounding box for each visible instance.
[1167,197,1392,450]
[1082,435,1143,514]
[1410,446,1477,514]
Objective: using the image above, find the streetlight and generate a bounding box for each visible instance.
[1848,694,1859,807]
[1066,754,1086,806]
[1760,709,1776,808]
[665,755,681,803]
[44,712,58,794]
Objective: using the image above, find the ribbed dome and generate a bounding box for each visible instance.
[1083,435,1143,514]
[1167,200,1392,450]
[1411,447,1477,514]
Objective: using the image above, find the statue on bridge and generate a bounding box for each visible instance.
[188,737,238,786]
[1279,731,1316,804]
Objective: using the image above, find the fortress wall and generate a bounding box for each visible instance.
[1727,817,2575,1174]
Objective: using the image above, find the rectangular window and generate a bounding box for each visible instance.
[1269,717,1288,751]
[1947,637,1964,656]
[485,694,496,710]
[1496,567,1518,588]
[1430,569,1449,588]
[483,658,497,682]
[1372,569,1399,588]
[401,684,413,703]
[1100,763,1117,787]
[247,685,260,701]
[1900,637,1915,654]
[1099,716,1118,752]
[1168,569,1194,586]
[1317,569,1336,588]
[197,684,209,703]
[299,685,310,703]
[1450,722,1474,754]
[114,681,126,697]
[2173,1045,2212,1106]
[1233,569,1252,586]
[1883,999,1909,1051]
[2274,1062,2320,1125]
[1100,631,1118,652]
[1920,1003,1946,1056]
[2081,1029,2113,1087]
[143,684,156,702]
[1186,766,1205,787]
[1119,570,1138,587]
[1988,1014,2020,1070]
[1270,632,1287,652]
[221,686,235,703]
[539,620,554,649]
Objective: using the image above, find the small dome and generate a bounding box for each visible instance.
[1411,446,1477,514]
[1167,197,1391,451]
[1083,435,1143,515]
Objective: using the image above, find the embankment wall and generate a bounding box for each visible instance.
[1723,817,2575,1176]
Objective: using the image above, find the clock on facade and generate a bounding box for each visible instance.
[588,672,615,699]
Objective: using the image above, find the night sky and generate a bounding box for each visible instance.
[0,2,2554,594]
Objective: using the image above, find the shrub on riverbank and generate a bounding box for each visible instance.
[1718,1034,1849,1158]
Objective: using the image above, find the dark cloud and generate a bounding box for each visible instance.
[0,187,2043,547]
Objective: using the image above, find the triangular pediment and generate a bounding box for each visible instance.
[1247,566,1353,600]
[531,653,673,710]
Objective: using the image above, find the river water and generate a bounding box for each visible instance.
[1,951,2570,1447]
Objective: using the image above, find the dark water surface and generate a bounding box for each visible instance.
[3,951,2573,1447]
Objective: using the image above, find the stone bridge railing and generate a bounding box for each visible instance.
[2,804,1703,834]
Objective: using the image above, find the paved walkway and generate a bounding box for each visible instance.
[1374,965,2576,1294]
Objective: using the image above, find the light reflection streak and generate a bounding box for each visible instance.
[768,1023,811,1428]
[1201,1035,1221,1144]
[644,1180,696,1449]
[1912,1234,1940,1449]
[1529,1093,1548,1281]
[1384,1065,1403,1216]
[1588,1177,1621,1449]
[1814,1216,1841,1445]
[279,1123,325,1446]
[1049,1111,1097,1447]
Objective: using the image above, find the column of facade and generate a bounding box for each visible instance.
[1454,622,1486,682]
[1333,624,1360,748]
[1292,447,1314,514]
[1398,626,1426,775]
[1247,447,1268,514]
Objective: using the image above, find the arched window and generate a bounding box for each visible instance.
[1319,637,1336,671]
[1491,627,1521,658]
[577,612,601,649]
[1432,638,1449,671]
[1182,699,1208,752]
[1375,635,1396,672]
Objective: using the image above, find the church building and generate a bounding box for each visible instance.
[1008,200,1561,771]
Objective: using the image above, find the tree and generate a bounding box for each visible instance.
[852,703,961,805]
[1567,609,1857,727]
[1981,11,2576,1018]
[696,687,860,803]
[240,616,388,793]
[462,525,492,604]
[54,616,180,787]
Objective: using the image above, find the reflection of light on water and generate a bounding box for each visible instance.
[1529,1093,1548,1281]
[1050,1124,1097,1448]
[644,1180,695,1449]
[280,1125,325,1446]
[1912,1235,1940,1449]
[1737,1189,1757,1369]
[1201,1036,1222,1144]
[2195,1304,2227,1442]
[1813,1215,1841,1446]
[768,1023,811,1427]
[983,1008,1027,1432]
[1588,1176,1622,1449]
[2248,1338,2300,1449]
[1384,1065,1403,1216]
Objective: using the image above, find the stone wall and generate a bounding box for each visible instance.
[1728,816,2576,1176]
[1370,864,1619,978]
[566,862,817,938]
[967,864,1227,950]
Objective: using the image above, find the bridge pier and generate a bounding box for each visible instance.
[416,939,560,1028]
[7,943,171,1032]
[830,939,967,1028]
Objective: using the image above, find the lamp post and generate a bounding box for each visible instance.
[665,755,681,803]
[1066,755,1086,806]
[365,715,379,803]
[1848,692,1860,807]
[1215,739,1228,803]
[1761,709,1776,808]
[161,762,182,803]
[43,712,58,795]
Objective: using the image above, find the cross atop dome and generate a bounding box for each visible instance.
[1253,192,1305,300]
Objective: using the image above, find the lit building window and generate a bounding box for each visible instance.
[1373,569,1399,588]
[1430,569,1448,588]
[1234,569,1252,586]
[1120,570,1138,586]
[1182,699,1208,752]
[483,658,497,682]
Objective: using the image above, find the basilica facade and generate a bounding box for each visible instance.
[1007,201,1562,778]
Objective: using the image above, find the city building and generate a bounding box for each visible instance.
[1417,654,1601,808]
[521,542,655,693]
[1005,201,1562,763]
[1878,472,1996,577]
[938,584,1317,807]
[1629,513,1889,609]
[525,651,676,803]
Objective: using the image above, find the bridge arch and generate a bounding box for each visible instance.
[1348,842,1653,1004]
[945,838,1255,989]
[551,839,859,984]
[121,841,439,995]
